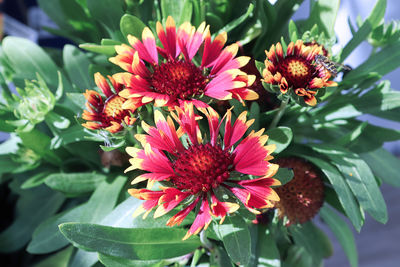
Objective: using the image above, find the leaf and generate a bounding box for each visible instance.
[21,171,53,189]
[343,41,400,84]
[80,175,127,223]
[266,127,293,153]
[44,172,106,195]
[160,0,193,25]
[0,186,65,253]
[67,92,87,108]
[215,215,251,266]
[98,254,163,267]
[273,167,294,186]
[288,222,333,264]
[59,223,201,260]
[340,0,386,61]
[27,204,88,254]
[335,121,368,146]
[216,4,254,36]
[45,111,71,130]
[2,37,60,89]
[33,246,74,267]
[87,0,124,34]
[283,245,314,267]
[63,44,94,90]
[320,205,358,267]
[304,0,340,38]
[312,145,388,224]
[360,148,400,187]
[301,155,363,231]
[28,176,126,254]
[251,226,280,267]
[18,128,62,165]
[79,43,116,56]
[120,14,147,39]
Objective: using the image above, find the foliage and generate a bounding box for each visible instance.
[1,0,399,266]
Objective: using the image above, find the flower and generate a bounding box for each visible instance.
[82,73,140,133]
[274,157,324,225]
[126,103,280,239]
[262,40,337,106]
[110,16,258,109]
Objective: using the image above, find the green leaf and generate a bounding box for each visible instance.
[0,186,65,253]
[2,37,60,89]
[252,226,280,267]
[266,127,293,153]
[340,0,386,61]
[335,121,368,146]
[33,246,74,267]
[288,222,333,264]
[210,246,233,267]
[216,4,254,36]
[215,215,251,266]
[29,176,126,254]
[27,204,88,254]
[160,0,193,25]
[59,223,201,260]
[21,171,53,189]
[45,111,71,130]
[360,148,400,187]
[283,245,314,267]
[320,205,358,267]
[18,129,62,165]
[87,0,124,34]
[98,254,163,267]
[79,43,116,56]
[304,0,340,38]
[63,44,95,90]
[343,41,400,82]
[44,172,106,195]
[301,155,363,231]
[80,175,127,223]
[120,14,147,39]
[67,92,87,108]
[315,90,400,121]
[312,145,388,224]
[273,167,294,186]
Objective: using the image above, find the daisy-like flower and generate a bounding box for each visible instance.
[262,40,337,106]
[274,157,324,225]
[82,73,141,133]
[126,103,280,239]
[110,16,258,109]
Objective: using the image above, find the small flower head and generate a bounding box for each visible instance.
[82,73,140,133]
[262,40,337,106]
[110,16,258,109]
[126,104,280,239]
[274,157,324,225]
[14,74,56,128]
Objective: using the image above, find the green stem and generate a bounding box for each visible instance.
[199,230,213,251]
[268,97,289,130]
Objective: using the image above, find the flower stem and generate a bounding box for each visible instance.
[268,97,289,130]
[199,230,213,251]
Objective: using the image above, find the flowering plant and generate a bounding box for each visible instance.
[1,0,399,266]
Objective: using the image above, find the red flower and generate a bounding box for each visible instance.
[126,103,280,239]
[262,40,337,106]
[110,16,258,109]
[82,73,141,133]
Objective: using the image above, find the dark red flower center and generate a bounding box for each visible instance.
[150,60,208,100]
[171,143,232,194]
[278,56,315,89]
[102,95,129,122]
